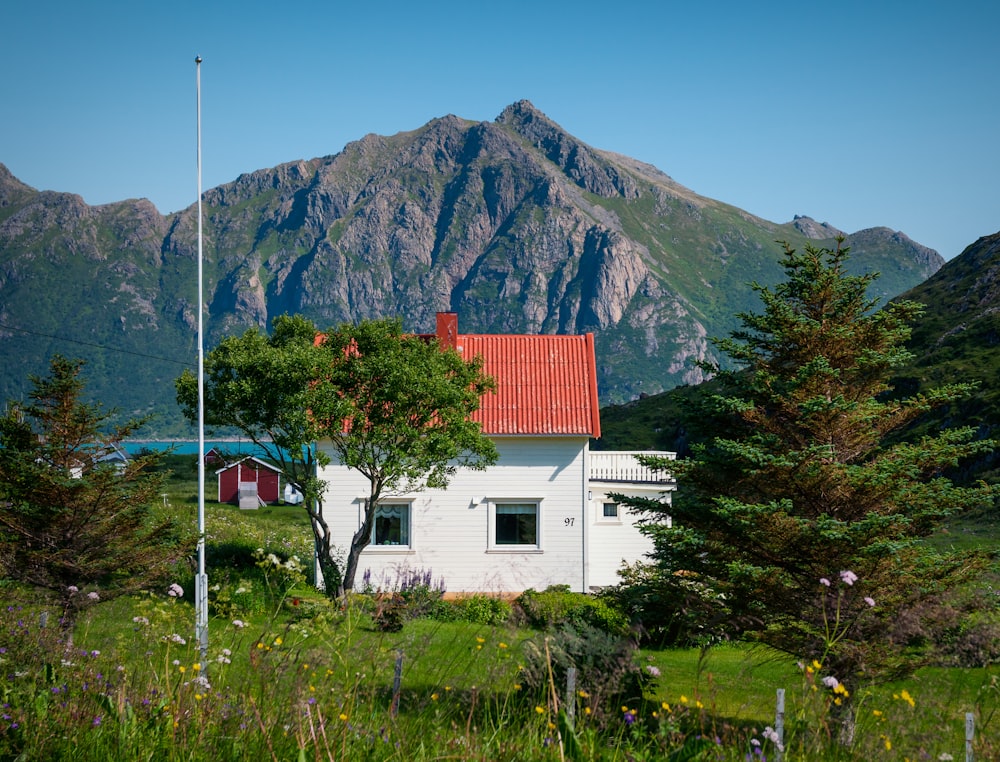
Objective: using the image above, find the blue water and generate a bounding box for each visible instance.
[122,440,273,458]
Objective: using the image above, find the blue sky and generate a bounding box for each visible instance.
[2,0,996,260]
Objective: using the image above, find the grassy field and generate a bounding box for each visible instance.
[1,453,998,760]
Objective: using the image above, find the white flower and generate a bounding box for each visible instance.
[132,616,150,626]
[864,596,876,607]
[822,675,840,690]
[839,570,858,586]
[819,577,831,587]
[167,583,184,598]
[169,633,186,644]
[67,585,79,593]
[232,619,246,629]
[87,591,100,601]
[763,726,784,751]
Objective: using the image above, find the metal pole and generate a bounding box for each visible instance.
[194,55,209,668]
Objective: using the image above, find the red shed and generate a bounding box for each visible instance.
[216,456,282,508]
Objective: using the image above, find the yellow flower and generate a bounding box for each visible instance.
[194,693,203,701]
[476,637,485,643]
[192,663,201,672]
[680,695,688,704]
[535,706,545,714]
[661,701,671,712]
[274,637,283,646]
[339,713,348,722]
[548,722,556,730]
[873,709,883,717]
[812,659,822,670]
[695,700,704,709]
[900,689,915,708]
[584,707,592,715]
[431,693,439,701]
[498,642,508,649]
[309,685,315,692]
[256,642,265,650]
[882,735,892,751]
[578,690,590,698]
[178,666,186,673]
[445,686,452,692]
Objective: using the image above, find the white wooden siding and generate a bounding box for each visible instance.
[318,436,590,594]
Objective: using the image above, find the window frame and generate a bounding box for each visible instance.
[487,499,543,552]
[368,500,413,550]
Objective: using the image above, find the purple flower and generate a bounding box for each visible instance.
[167,583,184,598]
[67,586,79,593]
[819,578,831,587]
[839,570,858,586]
[822,675,840,690]
[623,710,636,725]
[864,596,875,607]
[87,591,100,601]
[92,716,102,726]
[646,665,661,677]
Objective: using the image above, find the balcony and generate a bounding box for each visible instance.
[588,450,676,484]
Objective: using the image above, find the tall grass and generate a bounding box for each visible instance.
[2,458,998,760]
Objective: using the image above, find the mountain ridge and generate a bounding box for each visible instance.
[0,101,943,435]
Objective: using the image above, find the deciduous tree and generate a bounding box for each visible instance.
[176,315,498,596]
[0,356,192,629]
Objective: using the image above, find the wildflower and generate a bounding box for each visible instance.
[87,592,100,601]
[864,596,876,607]
[167,583,184,598]
[273,637,282,646]
[939,754,955,761]
[192,663,201,672]
[232,619,246,629]
[169,634,186,645]
[646,665,661,677]
[498,642,508,649]
[680,695,688,704]
[92,716,101,726]
[132,616,150,626]
[899,689,915,708]
[431,693,439,701]
[623,709,636,725]
[822,676,840,690]
[839,570,858,586]
[763,725,784,751]
[178,666,186,673]
[820,577,831,587]
[339,713,348,721]
[67,585,79,593]
[882,735,892,751]
[535,706,545,714]
[661,701,671,712]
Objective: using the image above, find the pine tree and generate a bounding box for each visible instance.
[0,356,192,629]
[624,241,993,690]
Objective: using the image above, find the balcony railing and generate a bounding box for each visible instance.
[588,450,676,484]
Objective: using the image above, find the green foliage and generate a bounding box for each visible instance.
[0,356,195,627]
[516,585,629,635]
[315,317,499,591]
[620,241,996,693]
[519,623,650,727]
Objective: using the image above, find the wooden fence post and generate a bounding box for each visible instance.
[565,667,577,725]
[775,688,785,762]
[966,712,974,762]
[390,650,403,718]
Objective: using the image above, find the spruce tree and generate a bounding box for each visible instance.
[624,241,993,690]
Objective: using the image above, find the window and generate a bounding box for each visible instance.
[494,502,538,547]
[372,503,410,547]
[602,501,619,519]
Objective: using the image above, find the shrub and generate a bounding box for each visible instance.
[431,595,513,625]
[518,622,651,727]
[515,585,629,635]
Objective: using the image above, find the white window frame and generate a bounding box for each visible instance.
[368,500,413,551]
[601,500,621,521]
[487,499,543,552]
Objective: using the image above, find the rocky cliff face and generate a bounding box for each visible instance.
[0,101,945,433]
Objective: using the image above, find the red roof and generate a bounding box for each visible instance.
[437,314,601,437]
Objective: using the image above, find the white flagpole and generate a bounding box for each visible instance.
[194,55,209,667]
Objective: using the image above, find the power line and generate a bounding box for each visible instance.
[0,321,195,368]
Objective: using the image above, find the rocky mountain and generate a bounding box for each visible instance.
[0,101,943,436]
[598,231,1000,483]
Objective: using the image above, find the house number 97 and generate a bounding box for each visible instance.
[564,517,575,527]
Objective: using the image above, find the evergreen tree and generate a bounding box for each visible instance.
[0,356,192,629]
[622,241,993,691]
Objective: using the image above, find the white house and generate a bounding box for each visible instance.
[317,312,675,594]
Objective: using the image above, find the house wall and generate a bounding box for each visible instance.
[585,484,671,590]
[317,436,591,594]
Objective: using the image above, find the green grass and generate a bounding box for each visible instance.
[3,458,1000,760]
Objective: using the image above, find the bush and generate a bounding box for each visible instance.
[515,585,629,635]
[518,622,651,727]
[431,595,513,625]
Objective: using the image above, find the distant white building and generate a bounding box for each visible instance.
[318,313,675,595]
